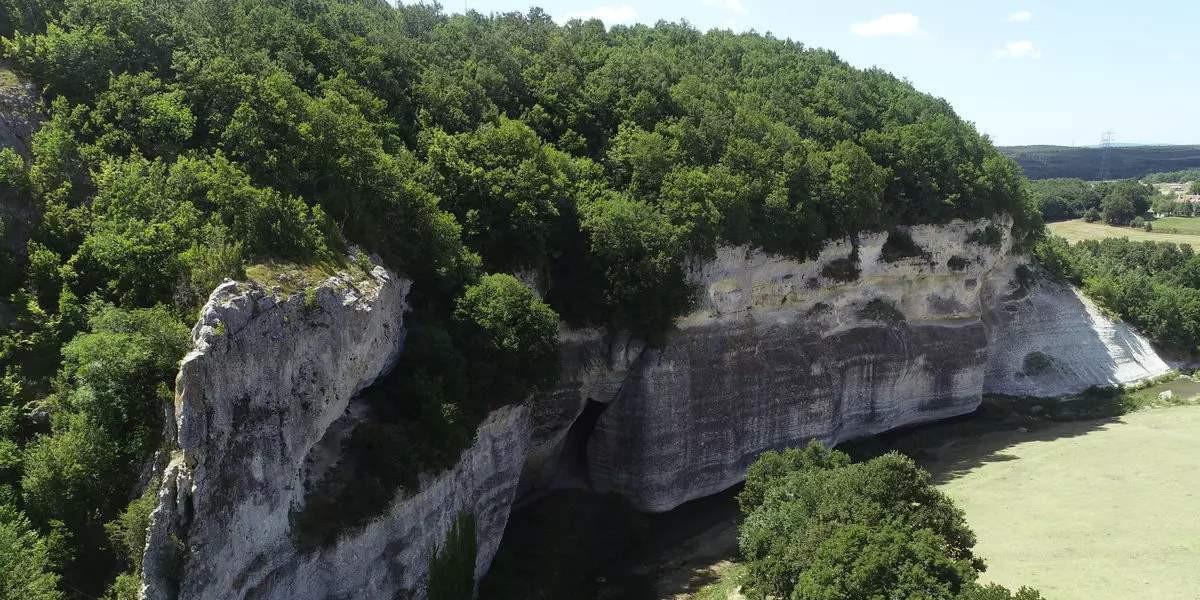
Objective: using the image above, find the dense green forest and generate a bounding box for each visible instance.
[1001,144,1200,181]
[1036,237,1200,351]
[1142,168,1200,184]
[0,0,1038,597]
[1028,177,1155,224]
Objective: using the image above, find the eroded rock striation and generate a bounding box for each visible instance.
[520,218,1172,511]
[983,276,1171,397]
[143,218,1173,599]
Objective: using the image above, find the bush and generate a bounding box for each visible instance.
[738,444,982,599]
[454,274,560,407]
[967,224,1003,249]
[1130,216,1146,229]
[0,504,63,600]
[947,256,969,271]
[880,229,924,263]
[1022,351,1053,375]
[427,512,477,600]
[1083,208,1101,222]
[821,256,860,282]
[858,298,906,325]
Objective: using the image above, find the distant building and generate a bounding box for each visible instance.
[1178,194,1200,204]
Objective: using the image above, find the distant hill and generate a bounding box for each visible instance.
[999,145,1200,180]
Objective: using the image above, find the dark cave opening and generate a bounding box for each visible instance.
[555,398,608,488]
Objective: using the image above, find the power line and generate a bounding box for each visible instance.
[1097,129,1116,180]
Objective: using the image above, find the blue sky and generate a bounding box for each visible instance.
[451,1,1200,146]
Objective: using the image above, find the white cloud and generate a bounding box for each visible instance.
[995,40,1041,59]
[703,0,747,16]
[1008,10,1033,23]
[559,4,638,25]
[850,13,924,38]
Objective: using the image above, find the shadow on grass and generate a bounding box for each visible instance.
[840,386,1165,486]
[484,381,1197,599]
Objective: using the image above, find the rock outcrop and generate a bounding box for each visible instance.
[983,276,1171,397]
[519,218,1172,511]
[143,218,1174,599]
[143,262,534,600]
[0,62,38,156]
[0,62,40,260]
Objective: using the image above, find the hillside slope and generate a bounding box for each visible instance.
[1001,144,1200,180]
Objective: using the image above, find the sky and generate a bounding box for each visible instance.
[450,0,1200,147]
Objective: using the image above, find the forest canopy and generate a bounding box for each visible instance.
[0,1,1037,597]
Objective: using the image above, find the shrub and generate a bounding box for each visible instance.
[1022,351,1053,375]
[427,512,477,600]
[966,225,1003,249]
[738,445,982,600]
[0,504,63,600]
[453,274,560,407]
[821,256,860,282]
[1083,208,1101,222]
[880,229,925,262]
[737,443,1049,600]
[858,298,906,325]
[947,256,969,271]
[1130,216,1145,229]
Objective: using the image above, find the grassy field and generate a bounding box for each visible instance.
[1047,219,1200,249]
[1147,216,1200,235]
[931,404,1200,600]
[687,378,1200,600]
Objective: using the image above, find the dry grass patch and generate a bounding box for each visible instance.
[244,254,376,299]
[0,66,19,91]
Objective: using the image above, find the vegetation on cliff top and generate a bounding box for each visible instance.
[0,0,1038,596]
[1036,236,1200,351]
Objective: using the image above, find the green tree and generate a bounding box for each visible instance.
[580,194,691,336]
[738,444,984,600]
[453,273,560,409]
[0,504,63,600]
[1100,180,1152,225]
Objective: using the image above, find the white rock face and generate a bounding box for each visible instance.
[522,217,1172,511]
[142,264,532,600]
[143,218,1174,599]
[983,277,1172,397]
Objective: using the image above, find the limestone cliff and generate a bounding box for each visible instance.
[0,63,40,261]
[520,218,1172,511]
[142,218,1173,599]
[983,276,1170,397]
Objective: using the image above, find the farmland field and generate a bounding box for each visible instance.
[1147,216,1200,235]
[931,404,1200,600]
[1047,218,1200,248]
